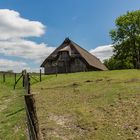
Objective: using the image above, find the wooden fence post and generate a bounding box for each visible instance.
[14,73,17,84]
[22,71,24,87]
[24,71,43,140]
[24,72,30,94]
[40,69,42,82]
[22,70,27,87]
[3,73,5,83]
[27,73,30,94]
[24,94,40,140]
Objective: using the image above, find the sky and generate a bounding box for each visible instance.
[0,0,140,72]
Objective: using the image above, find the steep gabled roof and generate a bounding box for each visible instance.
[70,40,107,70]
[41,38,108,70]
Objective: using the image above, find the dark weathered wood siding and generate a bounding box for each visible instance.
[70,58,87,72]
[44,60,87,74]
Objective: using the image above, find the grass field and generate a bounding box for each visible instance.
[0,74,27,140]
[0,72,47,140]
[32,70,140,140]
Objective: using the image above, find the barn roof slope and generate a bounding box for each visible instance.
[41,38,108,70]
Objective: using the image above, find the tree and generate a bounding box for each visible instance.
[104,57,134,70]
[110,10,140,69]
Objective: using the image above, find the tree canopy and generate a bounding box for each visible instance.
[106,10,140,70]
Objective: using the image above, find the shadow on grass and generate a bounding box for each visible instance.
[6,108,24,117]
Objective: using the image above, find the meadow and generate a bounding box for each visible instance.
[0,72,46,140]
[0,70,140,140]
[32,70,140,140]
[0,73,27,139]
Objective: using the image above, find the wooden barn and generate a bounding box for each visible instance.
[41,38,108,74]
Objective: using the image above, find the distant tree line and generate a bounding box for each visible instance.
[0,70,14,73]
[104,10,140,70]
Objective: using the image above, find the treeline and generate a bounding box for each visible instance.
[104,10,140,70]
[0,70,14,73]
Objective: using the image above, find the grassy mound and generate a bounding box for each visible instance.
[33,70,140,140]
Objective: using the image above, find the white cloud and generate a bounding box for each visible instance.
[0,9,55,72]
[90,45,114,61]
[0,59,29,72]
[0,39,55,63]
[0,9,45,40]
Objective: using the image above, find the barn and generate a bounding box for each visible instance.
[41,38,108,74]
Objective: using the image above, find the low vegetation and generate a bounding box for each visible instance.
[0,74,26,139]
[32,70,140,140]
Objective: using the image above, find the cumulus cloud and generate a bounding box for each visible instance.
[0,9,45,40]
[90,45,114,61]
[0,9,55,72]
[0,59,29,72]
[0,39,55,63]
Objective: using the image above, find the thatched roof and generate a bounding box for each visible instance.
[41,38,108,70]
[59,45,71,52]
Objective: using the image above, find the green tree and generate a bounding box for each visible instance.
[104,57,134,70]
[110,10,140,69]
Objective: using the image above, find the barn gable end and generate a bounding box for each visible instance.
[41,38,107,74]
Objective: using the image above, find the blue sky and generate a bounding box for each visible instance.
[0,0,140,72]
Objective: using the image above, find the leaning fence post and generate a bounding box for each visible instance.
[27,73,31,94]
[24,72,30,94]
[23,70,27,87]
[24,94,40,140]
[40,69,42,82]
[3,73,5,83]
[22,71,24,87]
[14,73,17,84]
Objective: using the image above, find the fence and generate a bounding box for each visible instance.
[25,94,40,140]
[1,70,43,140]
[0,69,42,89]
[23,70,43,140]
[0,72,15,83]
